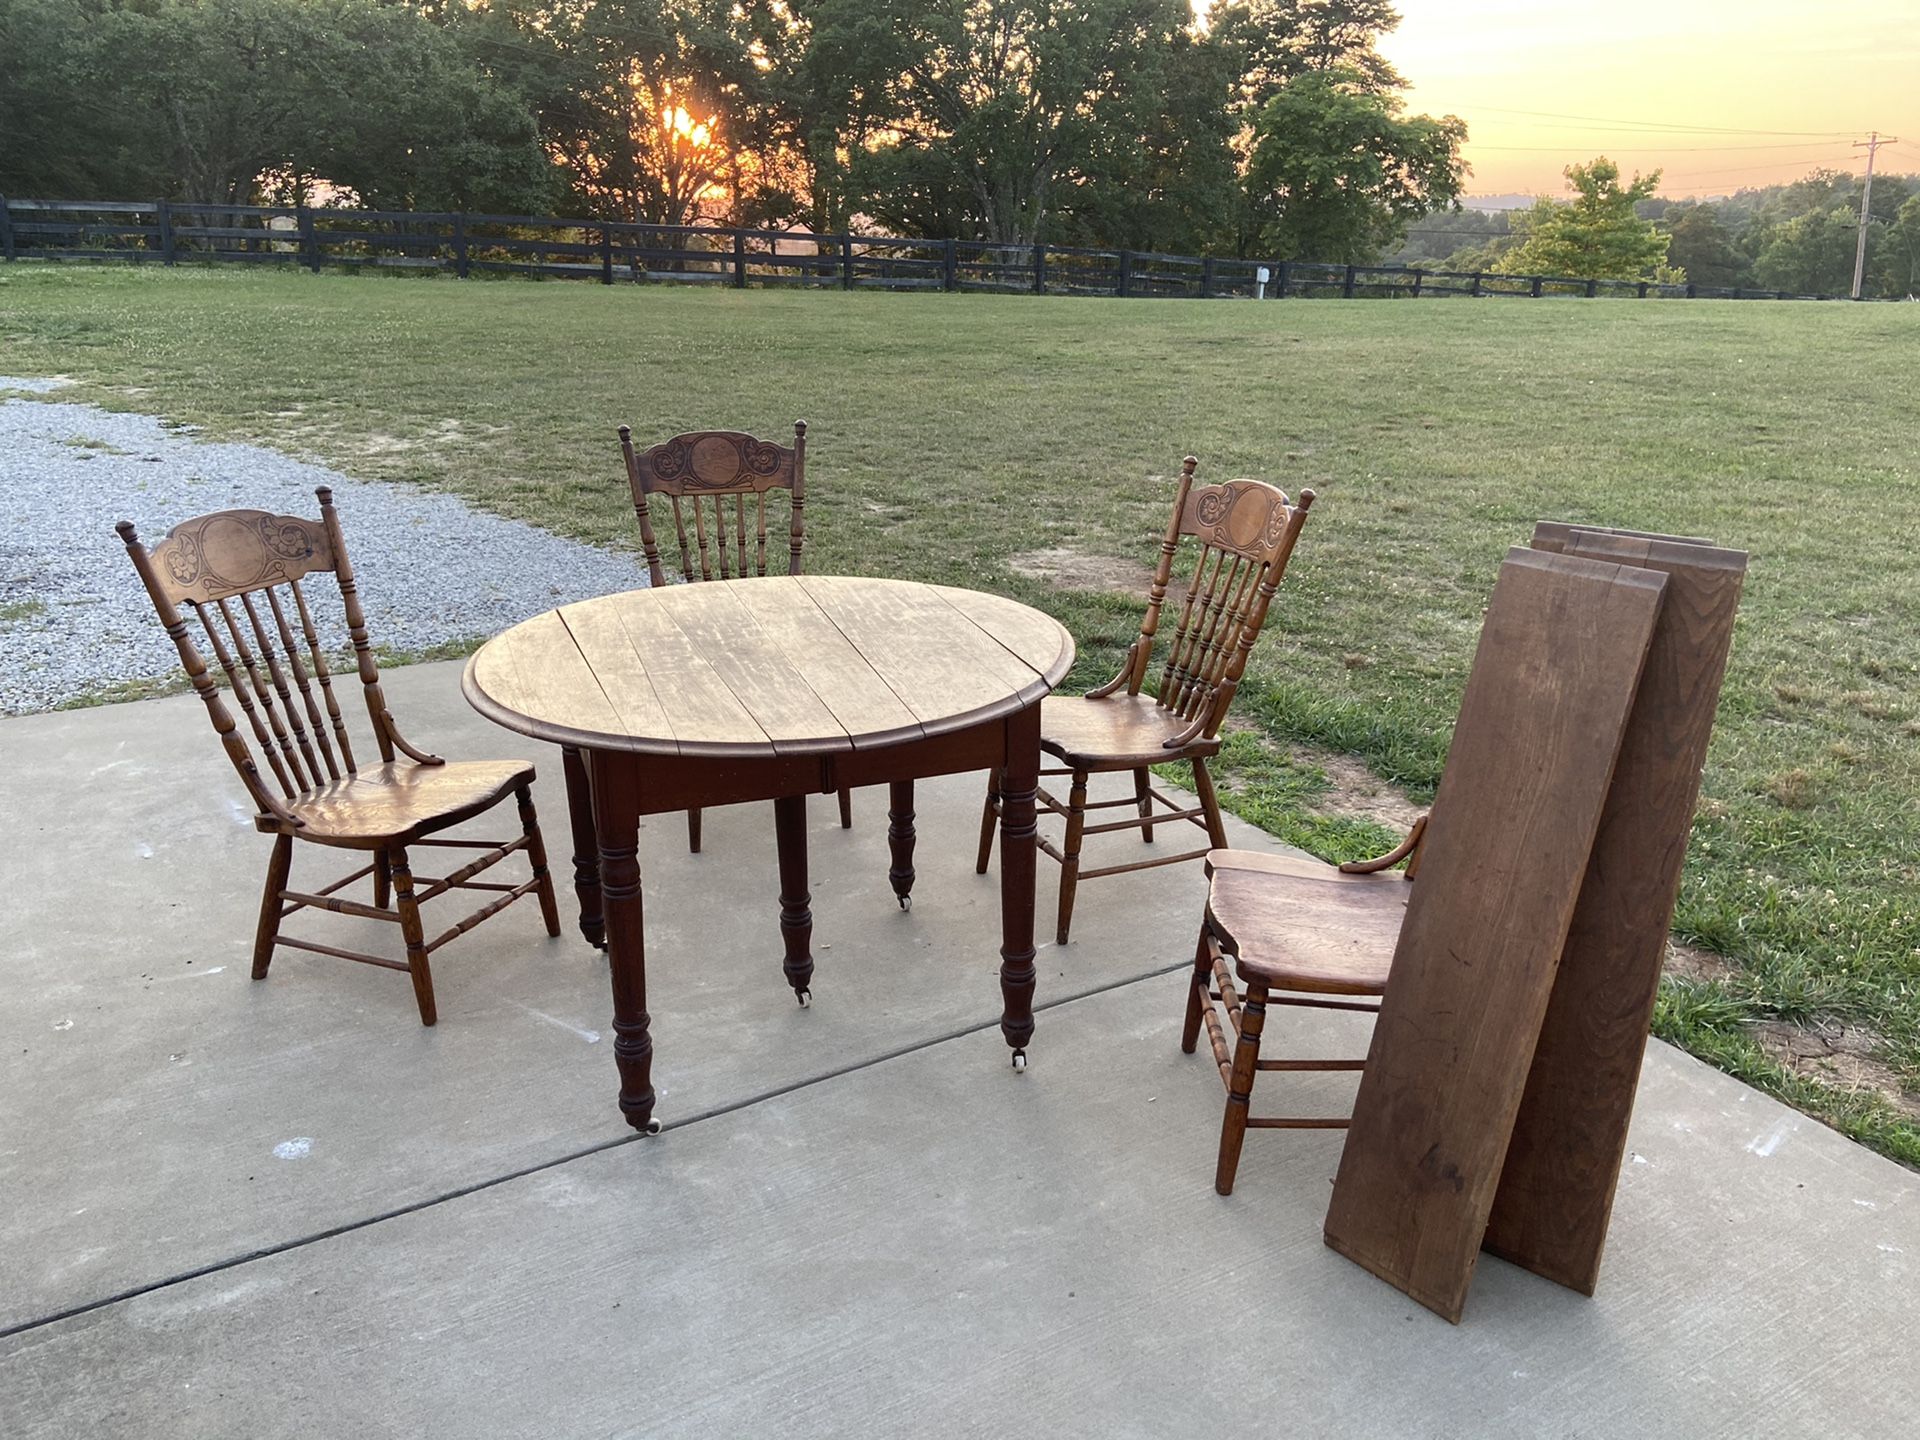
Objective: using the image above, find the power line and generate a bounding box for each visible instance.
[1454,104,1859,139]
[1468,141,1855,153]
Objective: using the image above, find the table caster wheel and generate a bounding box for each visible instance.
[898,894,912,912]
[796,988,811,1008]
[643,1118,663,1136]
[1011,1049,1027,1072]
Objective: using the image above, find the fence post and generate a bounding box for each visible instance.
[1637,281,1648,299]
[1201,255,1215,299]
[1033,242,1046,295]
[1471,271,1484,297]
[297,204,319,273]
[841,235,853,289]
[1686,281,1696,298]
[733,230,747,288]
[1411,268,1423,298]
[1585,278,1598,298]
[156,199,175,264]
[1274,260,1290,297]
[942,238,957,291]
[453,213,469,279]
[1343,263,1357,298]
[0,195,12,262]
[1530,276,1544,298]
[1731,286,1742,300]
[600,225,614,284]
[1117,250,1132,297]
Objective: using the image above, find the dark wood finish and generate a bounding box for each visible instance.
[559,744,605,948]
[116,487,562,1025]
[464,576,1075,1126]
[1322,548,1668,1323]
[1483,527,1748,1295]
[977,457,1315,944]
[774,794,815,1003]
[887,780,917,909]
[613,420,853,849]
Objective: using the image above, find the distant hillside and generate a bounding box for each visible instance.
[1459,194,1535,213]
[1387,170,1919,297]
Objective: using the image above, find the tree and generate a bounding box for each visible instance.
[1662,203,1747,290]
[1050,23,1239,253]
[1240,68,1466,263]
[1751,206,1859,296]
[1871,194,1920,298]
[1496,158,1675,281]
[798,0,1191,245]
[1209,0,1404,108]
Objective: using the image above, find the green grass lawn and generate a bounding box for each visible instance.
[4,264,1917,1164]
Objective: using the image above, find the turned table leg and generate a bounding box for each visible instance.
[998,703,1042,1067]
[887,779,917,910]
[774,794,815,1005]
[589,749,657,1133]
[560,744,605,950]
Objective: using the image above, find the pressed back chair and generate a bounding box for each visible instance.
[976,457,1316,945]
[117,487,561,1026]
[1182,818,1426,1194]
[613,420,853,853]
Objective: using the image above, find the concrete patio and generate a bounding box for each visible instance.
[2,660,1915,1438]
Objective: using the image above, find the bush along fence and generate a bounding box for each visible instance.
[0,197,1857,302]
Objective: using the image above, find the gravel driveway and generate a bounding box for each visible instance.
[0,382,647,714]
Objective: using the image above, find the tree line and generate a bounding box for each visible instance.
[1,0,1470,260]
[1392,166,1920,300]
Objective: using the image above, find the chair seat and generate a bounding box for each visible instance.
[1204,849,1409,995]
[1039,693,1223,769]
[276,760,534,847]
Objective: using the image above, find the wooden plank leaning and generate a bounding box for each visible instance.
[1321,546,1669,1323]
[1481,525,1748,1295]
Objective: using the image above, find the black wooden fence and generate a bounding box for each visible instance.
[0,197,1848,302]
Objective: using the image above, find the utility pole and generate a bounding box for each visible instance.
[1851,131,1898,300]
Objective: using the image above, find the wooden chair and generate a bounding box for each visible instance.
[615,420,852,853]
[976,457,1315,944]
[116,487,561,1026]
[1181,820,1425,1194]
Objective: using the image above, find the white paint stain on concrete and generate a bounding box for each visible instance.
[272,1137,314,1160]
[518,1005,601,1043]
[1746,1122,1791,1158]
[155,966,225,982]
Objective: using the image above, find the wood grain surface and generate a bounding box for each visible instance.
[1482,526,1748,1295]
[1322,547,1668,1324]
[464,576,1074,758]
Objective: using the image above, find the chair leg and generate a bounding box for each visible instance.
[1134,767,1154,843]
[1180,921,1212,1055]
[687,807,703,855]
[837,785,853,829]
[517,782,562,938]
[372,848,391,910]
[975,768,1003,874]
[388,845,437,1027]
[1216,979,1268,1196]
[252,833,293,980]
[1054,770,1088,946]
[1190,755,1230,850]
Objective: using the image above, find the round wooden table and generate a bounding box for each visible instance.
[463,574,1075,1132]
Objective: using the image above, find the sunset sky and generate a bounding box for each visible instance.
[1372,0,1920,199]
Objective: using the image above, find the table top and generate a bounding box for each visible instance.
[463,575,1076,758]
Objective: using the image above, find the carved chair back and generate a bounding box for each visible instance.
[618,422,808,585]
[1091,457,1316,748]
[116,488,431,829]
